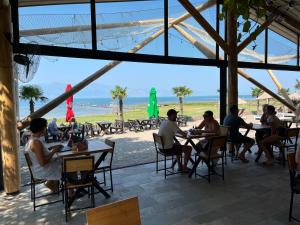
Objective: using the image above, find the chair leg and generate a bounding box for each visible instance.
[30,181,33,200]
[103,168,106,186]
[156,152,158,173]
[33,183,36,211]
[65,189,69,222]
[289,191,294,222]
[91,186,95,208]
[110,168,113,192]
[164,156,167,179]
[208,161,211,183]
[224,148,227,165]
[222,157,225,180]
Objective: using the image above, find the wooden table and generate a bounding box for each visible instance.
[175,131,216,177]
[57,140,112,198]
[96,122,112,136]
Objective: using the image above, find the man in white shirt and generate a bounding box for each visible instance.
[158,109,192,172]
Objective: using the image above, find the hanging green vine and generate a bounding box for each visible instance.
[219,0,267,50]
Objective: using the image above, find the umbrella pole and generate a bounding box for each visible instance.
[174,24,297,112]
[18,0,216,130]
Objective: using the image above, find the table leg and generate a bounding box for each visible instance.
[94,180,110,198]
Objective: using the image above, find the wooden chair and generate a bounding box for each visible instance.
[287,153,300,222]
[194,135,227,183]
[86,196,141,225]
[94,139,115,192]
[128,120,144,132]
[177,115,188,127]
[274,128,299,165]
[62,156,95,222]
[110,120,124,134]
[24,152,62,211]
[219,125,229,164]
[152,133,182,179]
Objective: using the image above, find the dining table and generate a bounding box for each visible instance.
[175,130,216,177]
[57,140,112,199]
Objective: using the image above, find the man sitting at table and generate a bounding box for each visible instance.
[195,110,220,152]
[260,105,285,166]
[158,109,192,173]
[48,118,62,141]
[224,105,254,163]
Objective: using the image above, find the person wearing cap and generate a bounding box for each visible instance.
[223,105,255,163]
[195,110,220,152]
[158,109,192,172]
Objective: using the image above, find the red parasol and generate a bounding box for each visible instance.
[65,84,75,122]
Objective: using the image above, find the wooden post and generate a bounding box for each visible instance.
[227,9,238,107]
[18,1,216,130]
[0,0,20,194]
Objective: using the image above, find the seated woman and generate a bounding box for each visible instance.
[260,105,285,166]
[255,104,270,149]
[195,110,220,152]
[25,118,62,192]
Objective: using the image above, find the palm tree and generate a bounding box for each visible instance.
[172,86,193,115]
[19,85,48,114]
[111,85,127,123]
[251,87,263,113]
[295,79,300,90]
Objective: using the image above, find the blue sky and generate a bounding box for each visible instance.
[19,0,300,98]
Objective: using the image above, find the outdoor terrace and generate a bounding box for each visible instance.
[1,149,299,225]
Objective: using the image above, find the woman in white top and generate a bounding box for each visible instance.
[260,105,284,166]
[25,118,62,191]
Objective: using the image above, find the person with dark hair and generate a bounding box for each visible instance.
[158,109,192,172]
[255,104,270,152]
[25,118,63,192]
[223,105,255,163]
[195,110,220,151]
[260,105,284,165]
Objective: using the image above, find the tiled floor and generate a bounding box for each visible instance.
[1,152,300,225]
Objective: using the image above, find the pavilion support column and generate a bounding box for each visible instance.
[0,0,20,194]
[227,9,238,107]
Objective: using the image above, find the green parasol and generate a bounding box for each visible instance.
[147,87,159,119]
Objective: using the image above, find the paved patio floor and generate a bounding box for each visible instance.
[1,150,300,225]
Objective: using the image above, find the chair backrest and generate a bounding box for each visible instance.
[64,156,94,173]
[285,128,299,139]
[219,125,229,136]
[153,133,164,150]
[207,136,227,157]
[86,196,141,225]
[24,152,35,180]
[63,156,95,186]
[104,139,115,166]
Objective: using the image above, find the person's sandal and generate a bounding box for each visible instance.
[238,156,249,163]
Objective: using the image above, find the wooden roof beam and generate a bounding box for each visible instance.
[237,14,277,53]
[178,0,228,54]
[265,5,300,34]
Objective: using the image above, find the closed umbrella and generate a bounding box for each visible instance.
[65,84,75,122]
[147,87,159,119]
